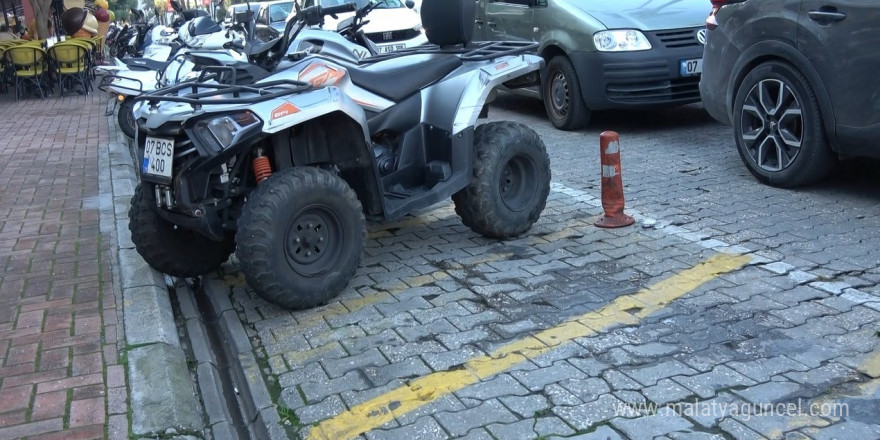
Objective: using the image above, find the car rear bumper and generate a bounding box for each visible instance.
[569,40,704,110]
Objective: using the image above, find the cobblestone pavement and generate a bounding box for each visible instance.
[0,92,128,439]
[209,96,880,440]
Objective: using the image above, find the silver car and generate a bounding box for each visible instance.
[700,0,880,187]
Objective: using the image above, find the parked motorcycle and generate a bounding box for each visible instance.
[99,2,247,139]
[128,0,549,310]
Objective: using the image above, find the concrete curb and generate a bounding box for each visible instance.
[102,115,204,437]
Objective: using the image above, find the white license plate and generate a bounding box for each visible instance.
[378,44,406,53]
[142,136,174,179]
[680,58,703,76]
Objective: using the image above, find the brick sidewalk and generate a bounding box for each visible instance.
[0,92,128,439]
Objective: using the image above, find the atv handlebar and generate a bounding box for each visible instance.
[224,41,246,52]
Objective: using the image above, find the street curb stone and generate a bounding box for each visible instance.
[123,284,181,348]
[128,344,204,435]
[105,128,204,437]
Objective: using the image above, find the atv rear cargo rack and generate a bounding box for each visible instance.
[134,70,311,110]
[364,40,539,64]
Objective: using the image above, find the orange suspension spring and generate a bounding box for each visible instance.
[253,155,272,184]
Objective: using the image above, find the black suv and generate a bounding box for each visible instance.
[699,0,880,187]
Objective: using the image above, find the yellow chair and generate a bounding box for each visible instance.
[49,43,90,95]
[89,36,105,64]
[0,47,6,94]
[21,39,46,48]
[4,45,49,99]
[62,39,96,83]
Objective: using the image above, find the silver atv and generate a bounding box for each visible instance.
[129,0,550,309]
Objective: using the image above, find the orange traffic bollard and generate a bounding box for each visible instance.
[595,131,635,228]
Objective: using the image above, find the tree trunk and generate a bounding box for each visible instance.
[29,0,53,39]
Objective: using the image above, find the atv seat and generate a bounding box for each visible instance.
[347,53,461,102]
[123,57,171,72]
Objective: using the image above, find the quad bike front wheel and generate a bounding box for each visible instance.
[453,121,551,239]
[236,167,365,310]
[118,97,137,139]
[129,184,236,277]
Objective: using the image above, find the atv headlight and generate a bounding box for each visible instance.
[194,112,262,151]
[593,30,652,52]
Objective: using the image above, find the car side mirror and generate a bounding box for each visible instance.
[404,0,414,8]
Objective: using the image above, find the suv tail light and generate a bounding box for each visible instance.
[706,0,745,30]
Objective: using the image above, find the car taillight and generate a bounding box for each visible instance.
[707,0,746,30]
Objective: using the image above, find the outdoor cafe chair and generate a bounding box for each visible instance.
[48,43,90,95]
[0,46,6,94]
[3,45,49,99]
[70,37,98,81]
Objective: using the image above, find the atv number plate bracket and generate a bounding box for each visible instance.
[143,136,175,180]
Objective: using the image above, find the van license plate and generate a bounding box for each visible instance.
[680,58,703,76]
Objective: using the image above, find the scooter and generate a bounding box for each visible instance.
[99,6,247,139]
[128,0,549,310]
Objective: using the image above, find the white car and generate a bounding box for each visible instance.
[301,0,427,53]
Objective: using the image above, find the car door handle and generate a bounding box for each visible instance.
[808,9,846,23]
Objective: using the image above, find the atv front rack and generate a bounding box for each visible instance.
[134,74,311,110]
[98,73,151,96]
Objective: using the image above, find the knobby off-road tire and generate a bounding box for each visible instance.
[543,55,591,131]
[453,121,551,239]
[118,97,137,139]
[129,184,236,277]
[236,167,365,310]
[733,61,835,187]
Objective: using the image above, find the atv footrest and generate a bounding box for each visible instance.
[425,161,451,188]
[385,185,417,200]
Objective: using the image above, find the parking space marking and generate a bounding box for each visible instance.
[784,350,880,435]
[307,253,751,440]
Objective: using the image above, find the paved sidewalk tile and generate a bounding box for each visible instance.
[0,91,126,438]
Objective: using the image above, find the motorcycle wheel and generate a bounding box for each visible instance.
[452,121,551,239]
[117,97,137,139]
[236,167,365,310]
[129,184,236,277]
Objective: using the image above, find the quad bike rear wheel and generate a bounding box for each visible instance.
[118,96,137,139]
[236,167,365,310]
[453,121,551,238]
[129,183,236,277]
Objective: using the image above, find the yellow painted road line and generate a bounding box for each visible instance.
[856,348,880,379]
[307,253,751,440]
